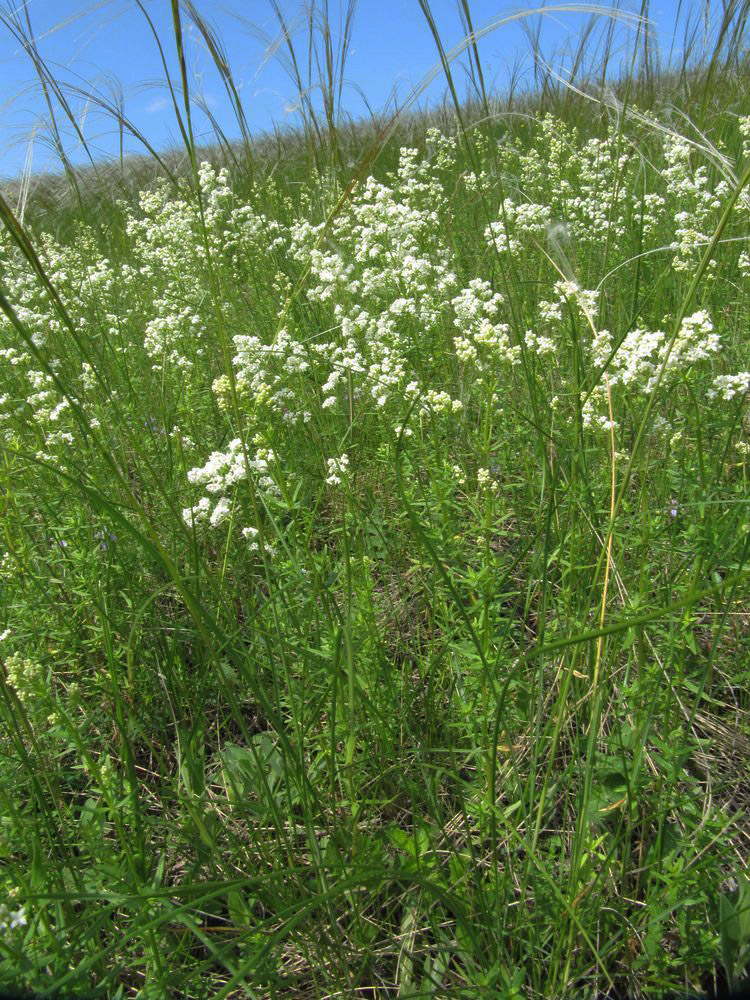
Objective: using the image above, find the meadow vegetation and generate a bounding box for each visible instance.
[1,2,750,996]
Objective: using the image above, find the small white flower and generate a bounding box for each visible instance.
[709,372,750,401]
[209,497,231,527]
[326,454,349,487]
[0,903,26,932]
[477,467,499,493]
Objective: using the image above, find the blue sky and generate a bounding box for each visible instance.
[0,0,706,178]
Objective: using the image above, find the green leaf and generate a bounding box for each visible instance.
[720,893,739,984]
[227,889,252,928]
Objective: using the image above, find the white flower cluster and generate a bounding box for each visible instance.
[524,330,556,356]
[421,389,463,415]
[143,302,202,369]
[0,902,26,933]
[122,165,287,373]
[708,372,750,400]
[554,279,599,322]
[485,198,552,256]
[582,383,617,432]
[241,525,276,557]
[740,116,750,160]
[663,136,726,272]
[451,279,519,368]
[290,151,455,327]
[26,370,69,423]
[325,453,349,486]
[197,161,233,227]
[592,311,719,394]
[666,311,721,370]
[124,182,209,372]
[425,127,458,171]
[232,330,312,423]
[4,653,46,708]
[1,117,748,570]
[183,438,279,530]
[0,230,114,353]
[567,136,629,240]
[583,310,727,430]
[477,467,499,494]
[0,348,76,452]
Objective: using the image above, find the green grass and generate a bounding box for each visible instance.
[1,2,750,997]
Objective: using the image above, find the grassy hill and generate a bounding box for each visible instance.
[1,3,750,997]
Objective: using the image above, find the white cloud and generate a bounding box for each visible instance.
[145,97,168,114]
